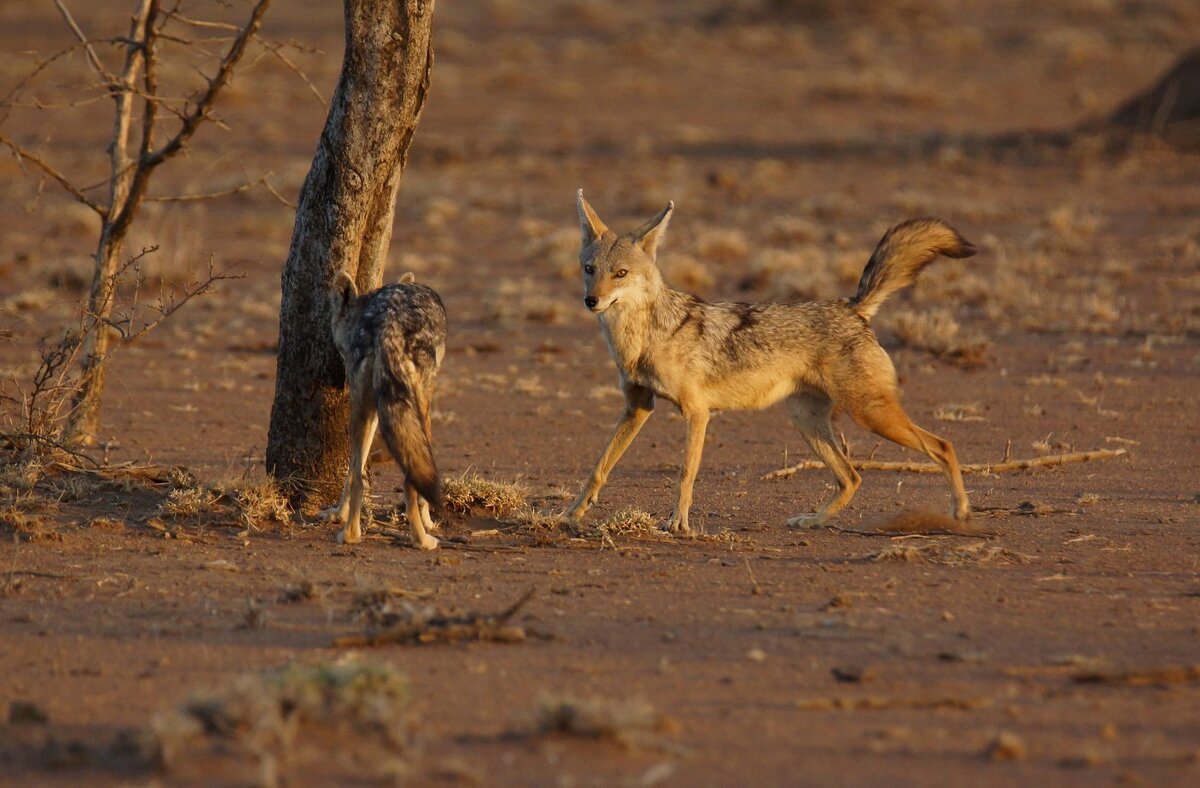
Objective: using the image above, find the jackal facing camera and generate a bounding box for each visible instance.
[568,190,977,534]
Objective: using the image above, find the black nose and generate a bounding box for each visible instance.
[584,296,598,308]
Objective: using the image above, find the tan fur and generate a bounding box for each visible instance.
[323,271,446,550]
[567,190,977,534]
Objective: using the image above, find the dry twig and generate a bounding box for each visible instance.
[333,588,538,648]
[764,447,1127,480]
[1073,664,1200,686]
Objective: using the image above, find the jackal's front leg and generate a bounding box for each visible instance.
[664,407,709,535]
[567,385,654,520]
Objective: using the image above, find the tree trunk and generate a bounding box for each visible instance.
[65,0,155,445]
[266,0,435,509]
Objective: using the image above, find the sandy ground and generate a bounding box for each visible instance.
[1,1,1199,785]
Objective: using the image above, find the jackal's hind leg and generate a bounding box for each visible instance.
[417,496,438,532]
[784,394,861,528]
[406,482,439,550]
[846,395,970,521]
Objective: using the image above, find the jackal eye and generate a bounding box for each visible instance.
[583,264,595,275]
[613,269,628,279]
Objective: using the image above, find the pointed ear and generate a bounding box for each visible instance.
[632,201,674,260]
[330,270,357,319]
[576,188,609,247]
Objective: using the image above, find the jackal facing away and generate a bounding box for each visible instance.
[567,190,977,534]
[325,272,446,549]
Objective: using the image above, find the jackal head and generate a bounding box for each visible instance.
[576,189,673,314]
[329,270,358,358]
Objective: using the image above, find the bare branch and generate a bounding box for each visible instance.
[164,11,240,32]
[260,175,296,209]
[0,432,101,467]
[254,34,326,106]
[0,41,113,123]
[110,0,271,241]
[762,448,1129,481]
[3,93,112,112]
[0,133,106,216]
[52,0,116,86]
[140,0,272,171]
[116,258,243,347]
[144,172,277,203]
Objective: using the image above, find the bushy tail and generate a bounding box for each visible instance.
[850,218,977,321]
[373,348,442,510]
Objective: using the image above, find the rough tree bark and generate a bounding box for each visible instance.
[266,0,435,509]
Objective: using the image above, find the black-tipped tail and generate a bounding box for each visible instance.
[374,367,442,512]
[850,217,976,321]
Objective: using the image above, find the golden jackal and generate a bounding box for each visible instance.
[567,190,976,534]
[325,272,446,549]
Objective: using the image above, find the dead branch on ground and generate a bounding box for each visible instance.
[333,588,539,648]
[1073,664,1200,687]
[764,447,1127,481]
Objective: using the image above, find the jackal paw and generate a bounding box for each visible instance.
[336,526,362,545]
[318,504,347,524]
[661,513,691,535]
[413,533,439,551]
[953,503,972,521]
[786,513,827,529]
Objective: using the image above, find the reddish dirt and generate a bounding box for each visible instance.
[1,1,1199,785]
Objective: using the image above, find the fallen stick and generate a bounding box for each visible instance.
[1073,664,1200,686]
[763,447,1126,481]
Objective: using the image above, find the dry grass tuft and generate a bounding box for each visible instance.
[864,540,1031,566]
[762,215,825,245]
[158,484,220,518]
[537,695,677,747]
[0,460,46,492]
[336,588,536,648]
[1,507,62,542]
[567,507,667,542]
[595,507,660,537]
[486,277,577,326]
[238,600,268,631]
[889,308,990,366]
[933,403,985,422]
[220,476,292,526]
[0,571,25,597]
[502,505,573,536]
[280,578,322,604]
[153,661,412,782]
[660,253,714,294]
[156,473,292,530]
[692,228,749,264]
[741,246,838,301]
[1035,204,1101,253]
[443,472,528,518]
